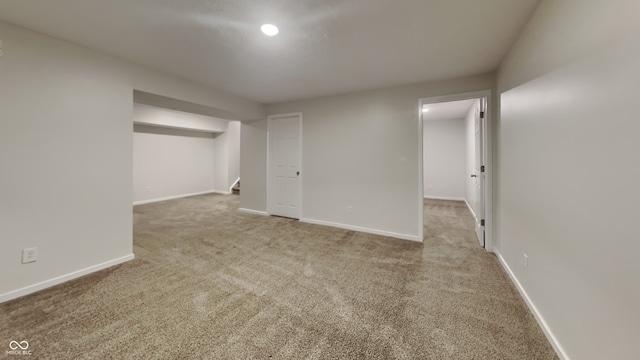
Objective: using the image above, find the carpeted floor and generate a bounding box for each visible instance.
[0,194,557,359]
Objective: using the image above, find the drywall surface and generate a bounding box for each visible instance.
[252,73,494,239]
[133,104,228,133]
[133,125,215,203]
[423,118,465,199]
[213,132,229,194]
[240,120,268,212]
[0,20,262,300]
[496,0,640,358]
[0,21,133,298]
[227,121,241,190]
[210,120,240,193]
[464,100,480,216]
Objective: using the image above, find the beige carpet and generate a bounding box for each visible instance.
[0,194,557,359]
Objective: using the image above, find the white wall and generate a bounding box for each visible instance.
[133,125,215,204]
[227,121,241,189]
[496,0,640,359]
[213,132,229,193]
[132,104,241,201]
[133,104,228,133]
[0,20,263,301]
[422,118,465,200]
[239,73,494,239]
[464,100,480,217]
[240,120,268,213]
[211,121,241,194]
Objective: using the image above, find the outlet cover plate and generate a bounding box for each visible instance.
[22,247,38,264]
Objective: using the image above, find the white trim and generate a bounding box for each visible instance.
[0,254,135,303]
[267,112,303,219]
[133,190,222,205]
[238,208,268,216]
[419,90,493,251]
[494,250,570,360]
[464,199,477,220]
[423,195,466,201]
[301,218,421,242]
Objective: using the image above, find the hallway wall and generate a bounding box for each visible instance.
[495,0,640,358]
[423,118,465,200]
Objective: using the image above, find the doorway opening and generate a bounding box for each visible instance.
[418,90,492,251]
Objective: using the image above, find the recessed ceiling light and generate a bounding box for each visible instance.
[422,108,430,112]
[261,24,279,36]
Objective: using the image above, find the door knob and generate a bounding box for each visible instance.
[297,171,300,176]
[470,174,477,178]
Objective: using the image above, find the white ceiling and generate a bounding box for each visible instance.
[422,99,477,122]
[0,0,540,104]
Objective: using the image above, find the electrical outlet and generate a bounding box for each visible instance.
[523,253,528,269]
[22,247,38,264]
[347,205,353,214]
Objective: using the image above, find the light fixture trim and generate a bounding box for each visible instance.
[261,24,279,36]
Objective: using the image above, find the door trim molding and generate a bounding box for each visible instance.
[267,112,303,219]
[418,90,493,252]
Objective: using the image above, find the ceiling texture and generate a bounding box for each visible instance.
[0,0,540,104]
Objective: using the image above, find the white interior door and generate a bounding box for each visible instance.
[268,114,301,219]
[474,99,486,247]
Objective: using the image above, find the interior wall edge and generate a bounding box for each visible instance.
[494,250,570,360]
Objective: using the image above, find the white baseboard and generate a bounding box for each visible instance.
[464,199,477,220]
[238,208,268,216]
[0,254,135,303]
[423,195,466,201]
[300,218,421,242]
[133,190,222,205]
[494,249,569,360]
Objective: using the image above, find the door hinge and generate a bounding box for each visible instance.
[480,165,485,172]
[480,219,485,226]
[480,111,485,118]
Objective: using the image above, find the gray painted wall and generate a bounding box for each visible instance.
[0,20,262,301]
[496,0,640,358]
[423,118,466,200]
[240,73,495,240]
[133,125,216,203]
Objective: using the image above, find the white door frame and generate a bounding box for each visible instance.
[418,90,493,252]
[267,112,303,219]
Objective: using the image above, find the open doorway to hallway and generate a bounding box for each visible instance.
[418,91,492,251]
[131,93,242,207]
